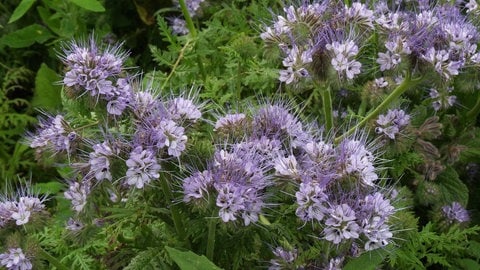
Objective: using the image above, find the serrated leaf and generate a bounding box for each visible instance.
[32,181,65,195]
[68,0,105,12]
[33,63,62,110]
[124,249,170,270]
[436,166,469,205]
[343,249,387,270]
[1,24,54,48]
[8,0,36,23]
[455,258,480,270]
[165,246,223,270]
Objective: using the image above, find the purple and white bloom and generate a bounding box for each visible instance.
[374,77,388,88]
[0,186,47,227]
[344,2,374,29]
[0,248,32,270]
[29,114,77,156]
[66,218,84,231]
[183,170,213,203]
[337,139,378,186]
[214,113,247,132]
[61,36,127,97]
[269,247,297,270]
[10,202,31,226]
[64,181,90,212]
[429,87,456,111]
[324,204,360,244]
[156,120,188,157]
[295,181,328,222]
[442,201,470,223]
[88,142,115,181]
[167,97,202,123]
[274,155,300,179]
[375,109,410,139]
[466,0,478,13]
[171,17,189,35]
[326,40,362,79]
[362,216,393,251]
[125,146,161,189]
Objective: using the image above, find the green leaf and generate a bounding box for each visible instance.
[343,249,387,270]
[68,0,105,12]
[32,181,65,195]
[8,0,36,23]
[1,24,54,48]
[455,259,480,270]
[436,166,469,205]
[32,63,62,110]
[165,246,223,270]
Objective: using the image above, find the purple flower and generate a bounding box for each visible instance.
[88,141,115,181]
[0,248,32,270]
[326,40,362,79]
[125,146,161,189]
[29,114,77,156]
[324,204,360,244]
[295,181,328,222]
[156,120,188,157]
[337,139,378,186]
[375,109,410,139]
[269,247,297,270]
[442,201,470,223]
[362,216,392,251]
[429,87,456,111]
[167,97,202,123]
[64,181,90,212]
[183,170,213,203]
[0,184,47,227]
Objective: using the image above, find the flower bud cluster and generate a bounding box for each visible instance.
[29,37,203,217]
[262,1,480,87]
[183,102,397,259]
[61,36,133,116]
[0,248,32,270]
[375,109,411,139]
[0,187,46,227]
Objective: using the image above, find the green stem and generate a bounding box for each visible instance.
[160,175,190,248]
[178,0,207,82]
[37,247,69,270]
[466,93,480,121]
[321,85,333,132]
[178,0,197,38]
[335,74,418,144]
[206,216,217,261]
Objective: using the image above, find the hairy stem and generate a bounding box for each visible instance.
[160,175,190,248]
[321,85,334,132]
[466,93,480,121]
[178,0,207,81]
[37,246,69,270]
[335,74,418,143]
[178,0,197,38]
[206,206,217,260]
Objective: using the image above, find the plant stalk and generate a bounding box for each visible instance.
[466,93,480,121]
[321,85,334,132]
[37,247,69,270]
[160,175,190,248]
[335,74,418,143]
[178,0,207,81]
[206,215,217,261]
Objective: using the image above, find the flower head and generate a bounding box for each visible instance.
[0,248,32,270]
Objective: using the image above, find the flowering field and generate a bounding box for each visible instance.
[1,0,480,269]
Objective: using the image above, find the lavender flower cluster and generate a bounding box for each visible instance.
[182,102,398,263]
[0,248,32,270]
[0,189,46,227]
[375,108,410,139]
[61,36,133,116]
[29,37,203,216]
[261,1,480,94]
